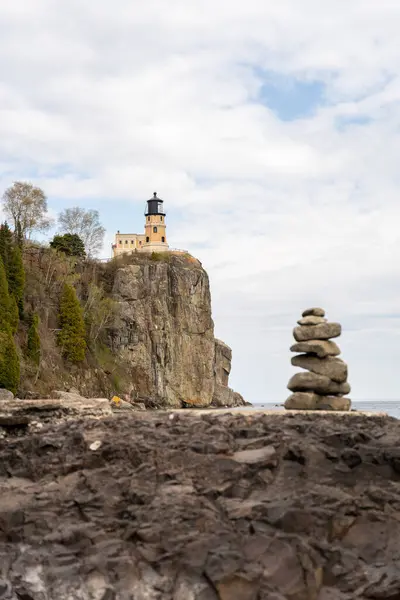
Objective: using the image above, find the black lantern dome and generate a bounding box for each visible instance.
[145,192,165,217]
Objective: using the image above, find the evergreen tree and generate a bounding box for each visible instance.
[8,244,25,319]
[0,257,11,333]
[0,255,19,334]
[0,330,20,394]
[0,222,13,273]
[0,257,20,393]
[50,233,86,258]
[0,222,25,320]
[57,284,86,362]
[27,312,41,365]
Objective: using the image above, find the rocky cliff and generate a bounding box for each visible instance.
[108,253,244,407]
[20,249,244,407]
[213,339,244,407]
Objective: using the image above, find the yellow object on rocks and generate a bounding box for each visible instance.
[111,396,121,406]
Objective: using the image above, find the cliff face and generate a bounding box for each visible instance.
[213,339,244,407]
[18,249,243,406]
[108,254,243,407]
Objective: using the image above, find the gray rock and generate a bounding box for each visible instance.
[0,398,112,429]
[293,322,341,342]
[112,399,135,411]
[302,307,326,317]
[214,339,232,387]
[68,387,81,395]
[212,384,245,407]
[297,316,327,326]
[287,372,350,395]
[110,256,244,407]
[211,340,245,407]
[131,402,147,411]
[285,392,351,411]
[284,392,319,410]
[52,390,85,401]
[290,340,341,358]
[232,445,276,465]
[317,396,351,411]
[291,354,348,383]
[0,410,397,597]
[0,389,14,401]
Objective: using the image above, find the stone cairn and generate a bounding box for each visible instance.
[285,308,351,411]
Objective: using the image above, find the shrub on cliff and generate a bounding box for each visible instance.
[150,251,171,262]
[84,283,119,346]
[57,284,86,362]
[50,233,86,258]
[8,296,19,334]
[27,312,41,365]
[0,330,20,394]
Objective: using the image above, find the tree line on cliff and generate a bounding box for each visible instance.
[0,181,116,395]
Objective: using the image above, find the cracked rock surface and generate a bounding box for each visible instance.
[0,411,399,599]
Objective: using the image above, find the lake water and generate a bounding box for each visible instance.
[252,401,400,419]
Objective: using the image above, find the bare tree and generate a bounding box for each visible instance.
[2,182,53,239]
[58,207,106,257]
[84,283,119,344]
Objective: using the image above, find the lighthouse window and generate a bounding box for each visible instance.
[162,237,165,243]
[147,216,150,222]
[125,240,128,244]
[153,226,157,233]
[146,236,149,242]
[160,216,163,222]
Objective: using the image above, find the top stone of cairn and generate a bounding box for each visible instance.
[302,307,325,318]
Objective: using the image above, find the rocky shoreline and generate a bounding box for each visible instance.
[0,407,399,599]
[0,391,389,439]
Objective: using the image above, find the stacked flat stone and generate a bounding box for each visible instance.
[285,308,351,411]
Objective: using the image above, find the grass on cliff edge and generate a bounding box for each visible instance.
[103,251,201,284]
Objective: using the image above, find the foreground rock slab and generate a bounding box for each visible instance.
[0,397,111,431]
[0,411,398,599]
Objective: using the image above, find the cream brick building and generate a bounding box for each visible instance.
[112,192,169,257]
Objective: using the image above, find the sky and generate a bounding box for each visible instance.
[1,0,400,402]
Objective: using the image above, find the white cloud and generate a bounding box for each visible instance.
[1,0,400,401]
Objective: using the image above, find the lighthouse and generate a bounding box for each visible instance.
[112,192,170,257]
[142,192,169,253]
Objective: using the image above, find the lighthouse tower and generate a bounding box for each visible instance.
[142,192,169,253]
